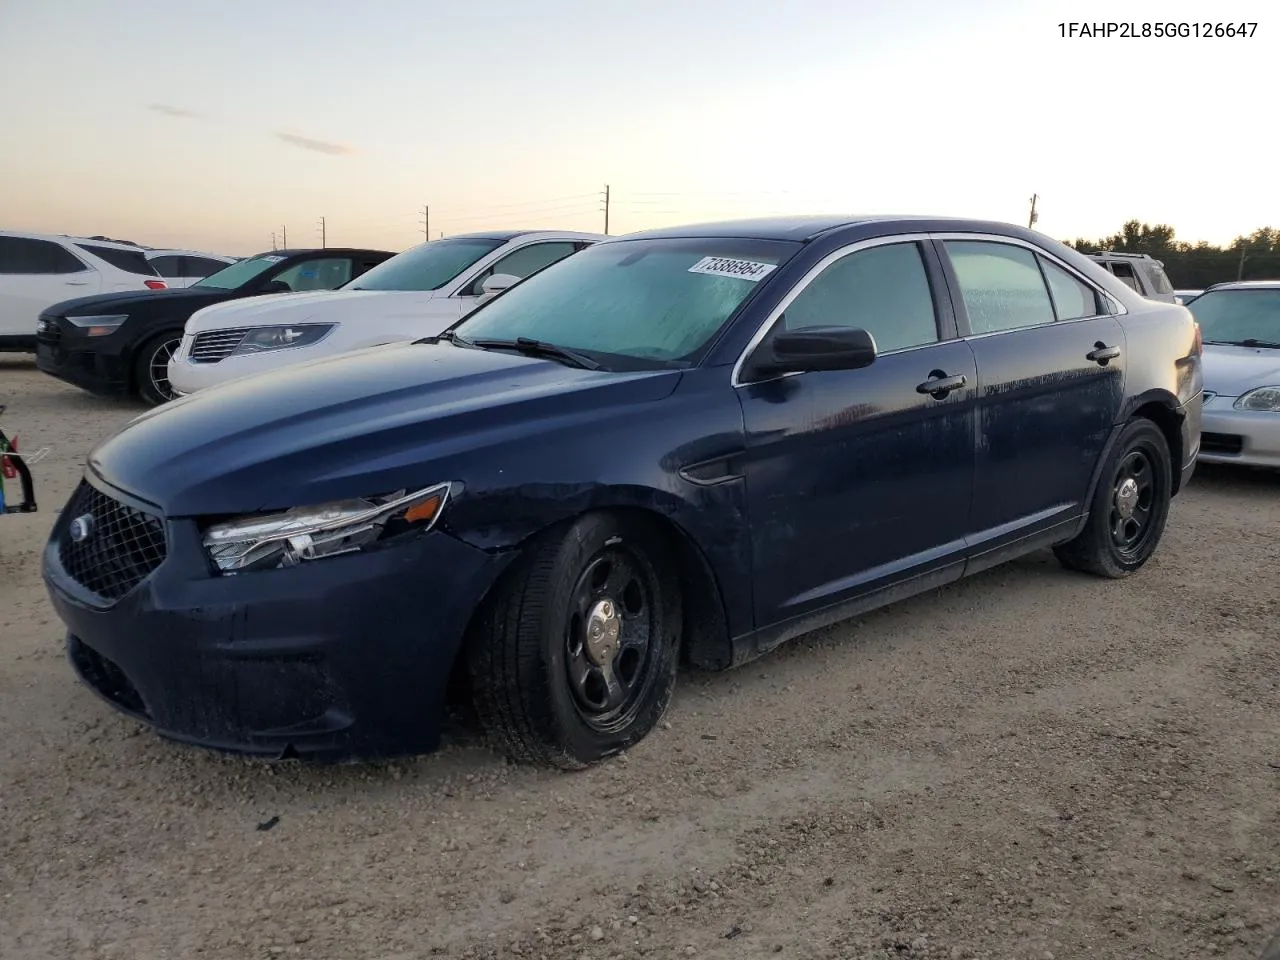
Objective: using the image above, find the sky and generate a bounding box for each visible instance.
[0,0,1275,257]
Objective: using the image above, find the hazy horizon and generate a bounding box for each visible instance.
[1,0,1274,257]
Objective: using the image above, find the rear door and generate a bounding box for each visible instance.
[937,236,1125,562]
[0,237,98,337]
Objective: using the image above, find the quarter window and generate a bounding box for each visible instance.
[462,242,581,296]
[781,242,939,353]
[0,237,87,275]
[75,243,157,276]
[945,241,1055,334]
[1039,258,1102,321]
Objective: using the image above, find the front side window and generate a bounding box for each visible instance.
[1188,289,1280,346]
[75,243,157,276]
[194,254,284,289]
[453,237,800,367]
[1040,258,1102,321]
[272,257,353,292]
[946,241,1056,334]
[0,237,86,275]
[781,242,939,353]
[346,238,505,292]
[461,241,581,296]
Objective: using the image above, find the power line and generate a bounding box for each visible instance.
[429,193,598,216]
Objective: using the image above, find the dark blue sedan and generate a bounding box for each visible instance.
[42,216,1204,767]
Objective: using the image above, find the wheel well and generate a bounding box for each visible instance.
[443,506,736,712]
[1132,401,1183,493]
[128,328,183,390]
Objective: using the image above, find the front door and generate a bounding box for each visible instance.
[737,239,977,629]
[938,238,1126,549]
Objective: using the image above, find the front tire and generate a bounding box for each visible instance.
[133,331,183,406]
[1054,418,1173,578]
[468,512,682,769]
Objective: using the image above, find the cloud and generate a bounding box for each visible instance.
[148,103,201,119]
[274,132,355,156]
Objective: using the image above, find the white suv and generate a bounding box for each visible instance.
[168,230,604,396]
[0,231,167,351]
[144,250,237,289]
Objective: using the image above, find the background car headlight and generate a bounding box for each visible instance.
[229,323,334,356]
[1234,386,1280,412]
[66,314,128,336]
[202,482,450,573]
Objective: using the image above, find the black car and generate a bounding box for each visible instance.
[35,247,395,405]
[42,216,1203,768]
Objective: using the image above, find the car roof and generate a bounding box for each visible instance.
[444,230,609,242]
[144,249,234,259]
[612,215,1051,243]
[239,247,396,259]
[0,230,148,252]
[1203,280,1280,291]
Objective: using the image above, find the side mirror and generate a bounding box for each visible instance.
[745,326,877,380]
[479,273,521,298]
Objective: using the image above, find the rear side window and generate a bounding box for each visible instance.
[1039,258,1102,320]
[945,241,1055,333]
[75,243,159,276]
[1107,261,1141,292]
[782,242,939,352]
[0,236,87,275]
[149,255,184,277]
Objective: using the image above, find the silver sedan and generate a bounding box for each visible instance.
[1189,281,1280,467]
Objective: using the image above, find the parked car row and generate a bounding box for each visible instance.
[40,215,1205,770]
[0,229,235,353]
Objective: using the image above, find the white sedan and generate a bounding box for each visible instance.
[168,230,603,395]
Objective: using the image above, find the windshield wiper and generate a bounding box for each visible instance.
[465,336,601,370]
[1206,338,1280,348]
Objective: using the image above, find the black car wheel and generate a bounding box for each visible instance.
[469,511,682,768]
[134,332,183,406]
[1054,417,1172,578]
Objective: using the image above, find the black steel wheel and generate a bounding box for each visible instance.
[134,332,183,406]
[469,511,682,768]
[1055,417,1173,578]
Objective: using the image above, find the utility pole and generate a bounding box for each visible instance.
[420,205,430,240]
[1237,243,1248,280]
[271,231,277,251]
[281,225,287,249]
[601,184,611,235]
[1027,193,1039,229]
[317,217,326,249]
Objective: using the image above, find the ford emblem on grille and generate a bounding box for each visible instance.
[69,514,95,543]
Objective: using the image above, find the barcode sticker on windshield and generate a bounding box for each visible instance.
[688,256,777,282]
[262,255,285,263]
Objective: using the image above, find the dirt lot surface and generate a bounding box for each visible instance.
[2,355,1278,960]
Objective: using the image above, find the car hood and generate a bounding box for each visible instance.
[1202,344,1280,396]
[186,289,442,332]
[89,343,681,516]
[45,288,227,318]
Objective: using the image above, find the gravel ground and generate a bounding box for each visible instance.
[2,355,1278,960]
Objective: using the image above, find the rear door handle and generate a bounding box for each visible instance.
[916,372,967,398]
[1087,342,1121,365]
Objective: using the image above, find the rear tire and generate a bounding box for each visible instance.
[133,331,183,406]
[468,511,682,769]
[1054,418,1172,579]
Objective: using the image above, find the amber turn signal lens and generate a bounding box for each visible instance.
[403,494,442,525]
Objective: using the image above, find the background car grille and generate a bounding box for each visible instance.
[190,328,250,363]
[1201,432,1243,455]
[58,481,167,601]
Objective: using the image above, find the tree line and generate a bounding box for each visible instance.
[1066,221,1280,289]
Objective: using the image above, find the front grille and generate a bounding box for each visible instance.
[58,481,167,601]
[1201,432,1243,455]
[190,328,250,363]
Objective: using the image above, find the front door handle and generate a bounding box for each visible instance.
[1087,342,1121,365]
[65,280,89,286]
[916,371,967,398]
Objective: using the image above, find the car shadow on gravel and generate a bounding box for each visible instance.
[1,354,142,415]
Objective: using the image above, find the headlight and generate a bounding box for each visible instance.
[229,324,334,357]
[202,482,450,574]
[1235,386,1280,412]
[67,314,128,336]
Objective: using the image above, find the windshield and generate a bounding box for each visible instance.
[193,254,284,289]
[452,237,801,367]
[346,238,504,291]
[1189,289,1280,345]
